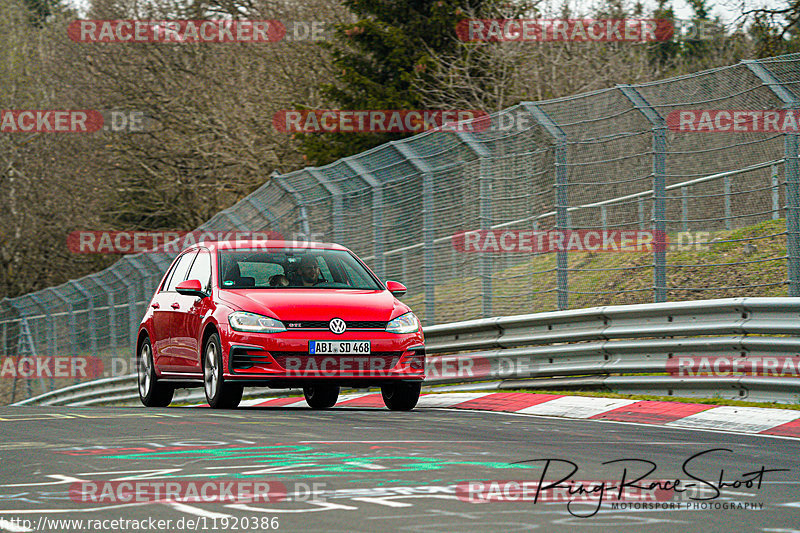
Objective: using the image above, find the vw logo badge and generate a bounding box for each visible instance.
[329,318,347,334]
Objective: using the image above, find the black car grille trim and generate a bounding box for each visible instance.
[284,320,388,330]
[269,351,404,358]
[230,346,270,370]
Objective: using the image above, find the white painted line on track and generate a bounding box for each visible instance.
[517,396,638,418]
[432,407,800,441]
[666,406,800,433]
[166,501,233,519]
[416,393,493,407]
[350,497,412,507]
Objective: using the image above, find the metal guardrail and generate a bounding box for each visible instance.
[12,375,302,408]
[14,297,800,407]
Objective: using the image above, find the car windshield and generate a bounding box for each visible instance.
[217,248,383,290]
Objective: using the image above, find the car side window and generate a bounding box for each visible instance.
[163,251,198,292]
[186,251,212,292]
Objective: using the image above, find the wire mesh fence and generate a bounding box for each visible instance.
[3,54,800,403]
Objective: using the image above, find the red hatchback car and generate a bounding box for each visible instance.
[137,240,426,410]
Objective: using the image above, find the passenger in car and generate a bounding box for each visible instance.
[269,274,289,287]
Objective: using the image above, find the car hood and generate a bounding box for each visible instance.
[217,289,409,321]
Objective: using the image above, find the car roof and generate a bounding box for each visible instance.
[182,240,350,253]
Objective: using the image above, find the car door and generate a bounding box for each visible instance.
[155,250,197,371]
[171,249,212,373]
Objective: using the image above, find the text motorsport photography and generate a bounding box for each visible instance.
[457,448,782,518]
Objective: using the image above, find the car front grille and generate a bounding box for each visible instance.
[230,348,408,372]
[284,320,387,330]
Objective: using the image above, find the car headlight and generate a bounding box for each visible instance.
[385,312,420,334]
[228,312,286,333]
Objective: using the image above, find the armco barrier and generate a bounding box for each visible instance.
[14,297,800,406]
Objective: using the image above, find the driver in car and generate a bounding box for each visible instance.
[293,255,325,286]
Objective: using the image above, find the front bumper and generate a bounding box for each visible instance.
[220,328,425,383]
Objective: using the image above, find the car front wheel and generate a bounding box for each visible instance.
[203,333,243,409]
[303,384,339,409]
[138,337,174,407]
[381,382,421,411]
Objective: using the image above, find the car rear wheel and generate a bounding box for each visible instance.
[138,337,174,407]
[204,333,243,409]
[381,382,421,411]
[303,384,339,409]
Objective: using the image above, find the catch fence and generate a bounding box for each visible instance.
[2,54,800,402]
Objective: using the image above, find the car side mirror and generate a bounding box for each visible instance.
[385,280,407,297]
[176,279,208,298]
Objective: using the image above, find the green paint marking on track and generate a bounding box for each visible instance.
[101,444,543,479]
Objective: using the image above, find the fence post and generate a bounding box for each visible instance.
[244,197,282,234]
[89,274,115,350]
[744,60,800,296]
[638,197,646,230]
[49,288,79,384]
[724,175,732,230]
[5,299,37,397]
[135,254,168,300]
[108,267,137,347]
[1,318,7,399]
[27,294,53,392]
[456,131,493,317]
[343,158,385,280]
[126,256,152,337]
[523,102,569,310]
[681,186,689,232]
[618,85,668,303]
[393,142,436,324]
[47,288,76,358]
[272,172,311,237]
[307,168,344,244]
[69,281,97,359]
[773,164,781,220]
[220,209,250,232]
[787,134,800,296]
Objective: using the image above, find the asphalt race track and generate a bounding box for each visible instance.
[0,403,798,532]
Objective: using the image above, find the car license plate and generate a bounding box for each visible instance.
[309,341,371,355]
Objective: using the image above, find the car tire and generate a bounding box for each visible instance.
[204,333,243,409]
[303,384,339,409]
[381,381,421,411]
[138,337,174,407]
